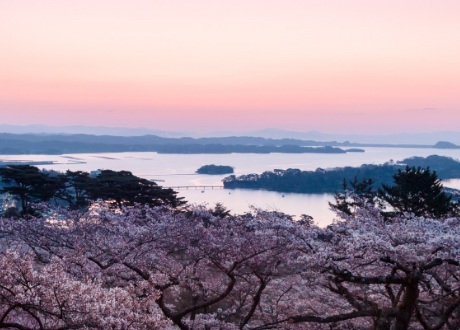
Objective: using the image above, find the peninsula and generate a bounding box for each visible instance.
[223,155,460,194]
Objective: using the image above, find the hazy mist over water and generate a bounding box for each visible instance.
[2,147,460,226]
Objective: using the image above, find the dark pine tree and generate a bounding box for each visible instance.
[211,202,231,218]
[329,176,379,215]
[378,166,453,218]
[87,170,185,208]
[0,165,60,214]
[55,170,94,209]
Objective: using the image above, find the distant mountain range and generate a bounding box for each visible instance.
[0,131,459,155]
[2,125,460,145]
[0,124,193,138]
[233,129,460,145]
[0,133,361,155]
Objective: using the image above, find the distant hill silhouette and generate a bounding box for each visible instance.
[0,133,351,155]
[0,132,458,155]
[434,141,460,149]
[2,125,460,144]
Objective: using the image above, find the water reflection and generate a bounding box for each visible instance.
[179,188,337,227]
[2,147,460,226]
[443,179,460,190]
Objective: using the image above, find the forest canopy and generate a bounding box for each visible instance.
[196,164,234,175]
[0,165,185,215]
[223,155,460,194]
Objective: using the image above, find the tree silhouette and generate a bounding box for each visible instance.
[211,202,231,218]
[56,170,94,209]
[87,170,185,208]
[0,165,60,214]
[378,166,453,218]
[329,176,379,215]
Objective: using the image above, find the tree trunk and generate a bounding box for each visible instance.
[394,281,419,330]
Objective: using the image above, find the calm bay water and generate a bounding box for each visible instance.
[2,147,460,226]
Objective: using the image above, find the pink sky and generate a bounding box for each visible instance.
[1,0,459,134]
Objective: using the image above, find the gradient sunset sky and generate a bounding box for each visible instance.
[1,1,459,134]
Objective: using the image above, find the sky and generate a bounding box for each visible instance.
[1,0,459,134]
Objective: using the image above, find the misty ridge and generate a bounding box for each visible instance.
[0,132,459,155]
[3,124,460,144]
[0,133,349,155]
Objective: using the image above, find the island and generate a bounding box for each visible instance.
[0,160,56,167]
[1,133,460,155]
[0,133,356,155]
[223,155,460,194]
[344,148,365,152]
[196,165,234,175]
[433,141,460,149]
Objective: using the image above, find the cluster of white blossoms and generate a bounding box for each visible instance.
[0,201,459,329]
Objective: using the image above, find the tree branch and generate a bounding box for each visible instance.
[251,309,399,329]
[240,274,268,329]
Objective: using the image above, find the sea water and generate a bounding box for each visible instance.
[2,147,460,226]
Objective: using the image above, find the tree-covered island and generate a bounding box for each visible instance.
[223,155,460,194]
[0,133,365,154]
[196,164,234,175]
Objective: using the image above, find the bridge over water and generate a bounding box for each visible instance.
[165,185,224,190]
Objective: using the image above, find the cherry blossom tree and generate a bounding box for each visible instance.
[0,251,169,330]
[1,203,308,329]
[265,205,460,330]
[1,201,459,330]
